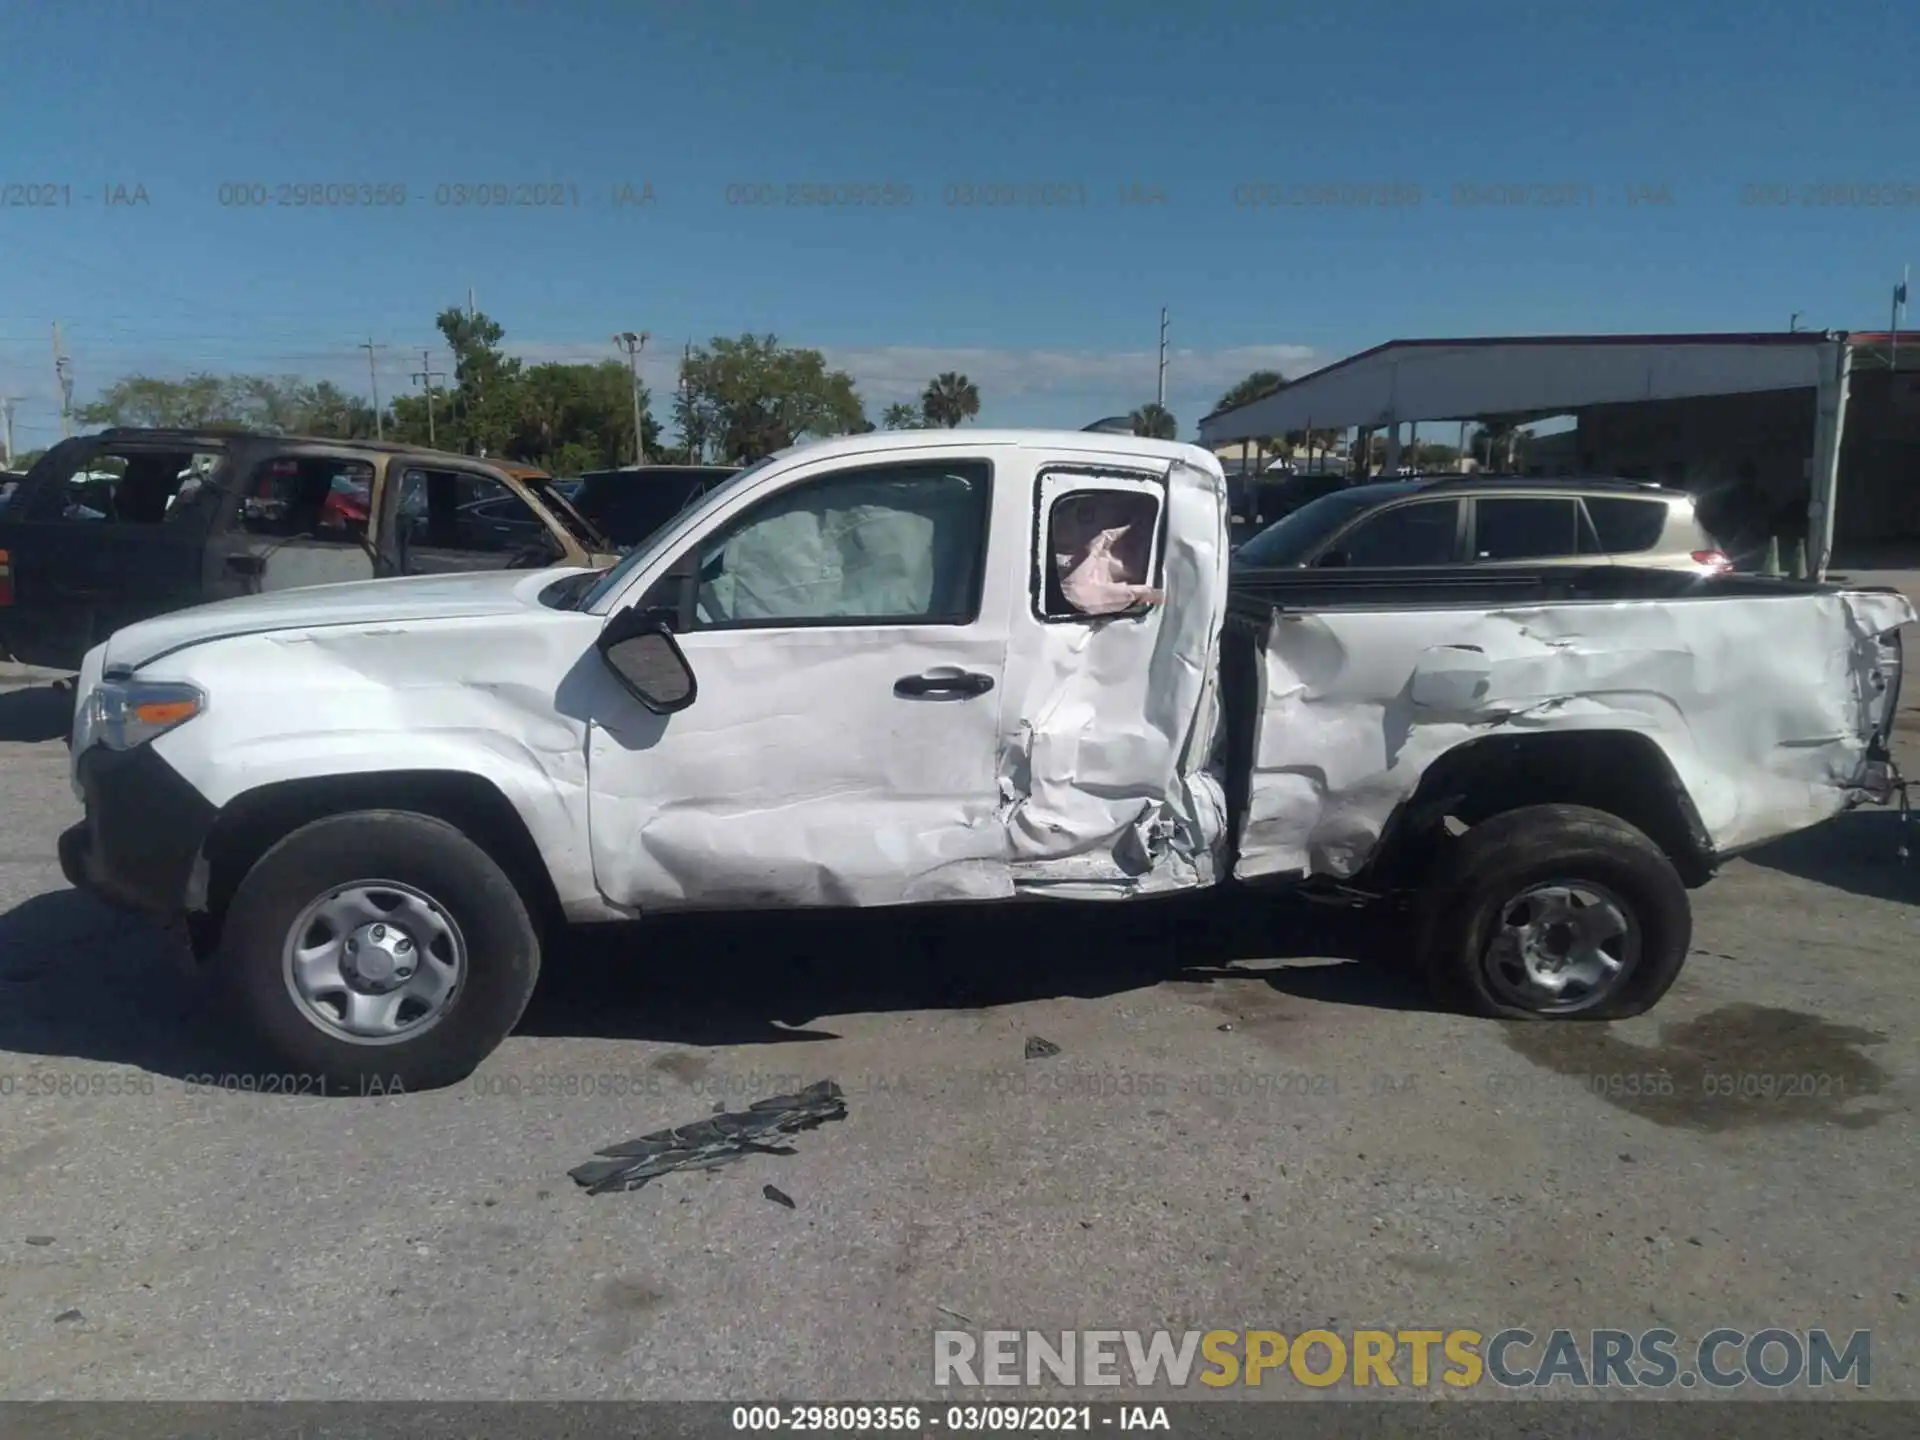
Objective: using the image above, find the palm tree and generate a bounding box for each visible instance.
[1471,420,1521,469]
[1213,370,1290,463]
[880,402,922,430]
[921,372,980,428]
[1129,402,1177,440]
[1214,370,1288,415]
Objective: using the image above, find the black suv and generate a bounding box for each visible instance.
[569,465,741,550]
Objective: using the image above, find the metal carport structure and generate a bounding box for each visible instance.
[1196,332,1857,576]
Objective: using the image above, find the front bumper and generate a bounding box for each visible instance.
[60,742,217,919]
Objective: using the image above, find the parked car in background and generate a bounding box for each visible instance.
[0,429,616,669]
[569,464,742,549]
[1233,475,1733,575]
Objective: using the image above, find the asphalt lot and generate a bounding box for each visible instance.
[0,664,1915,1402]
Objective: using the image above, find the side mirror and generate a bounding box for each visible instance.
[1317,550,1351,569]
[597,607,697,714]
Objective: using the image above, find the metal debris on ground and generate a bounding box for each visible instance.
[569,1079,847,1196]
[762,1184,796,1210]
[1024,1036,1062,1060]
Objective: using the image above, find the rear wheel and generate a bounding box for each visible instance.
[1417,804,1690,1020]
[216,809,541,1091]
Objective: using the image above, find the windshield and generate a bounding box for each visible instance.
[1233,489,1388,567]
[578,455,778,609]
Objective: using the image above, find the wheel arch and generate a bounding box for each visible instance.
[1361,729,1717,892]
[195,769,564,950]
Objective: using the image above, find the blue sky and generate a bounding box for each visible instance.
[3,0,1916,453]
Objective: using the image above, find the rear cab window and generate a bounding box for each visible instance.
[1038,478,1164,619]
[1582,496,1671,555]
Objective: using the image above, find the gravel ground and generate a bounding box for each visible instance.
[0,668,1914,1402]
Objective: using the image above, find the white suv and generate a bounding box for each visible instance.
[1233,476,1733,575]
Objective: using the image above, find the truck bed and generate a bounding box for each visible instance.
[1216,564,1910,888]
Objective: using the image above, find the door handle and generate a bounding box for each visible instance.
[894,670,995,699]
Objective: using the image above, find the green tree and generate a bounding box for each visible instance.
[507,360,659,473]
[920,372,980,427]
[671,359,712,464]
[78,373,237,428]
[880,402,922,430]
[76,372,384,436]
[1129,402,1177,440]
[1471,420,1520,468]
[296,380,383,439]
[679,334,867,463]
[1211,371,1289,458]
[1215,370,1288,414]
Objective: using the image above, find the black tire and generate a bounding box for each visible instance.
[216,809,541,1092]
[1416,804,1690,1020]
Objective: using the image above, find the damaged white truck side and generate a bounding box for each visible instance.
[61,431,1913,1089]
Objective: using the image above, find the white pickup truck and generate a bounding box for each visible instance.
[58,430,1912,1090]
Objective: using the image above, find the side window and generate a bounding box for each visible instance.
[1041,487,1162,618]
[1473,497,1580,560]
[1332,500,1460,566]
[34,448,220,525]
[398,468,552,569]
[237,457,374,542]
[683,461,990,628]
[1582,497,1670,555]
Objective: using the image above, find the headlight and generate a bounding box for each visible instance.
[87,679,206,751]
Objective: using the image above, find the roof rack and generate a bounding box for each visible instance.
[1410,473,1679,494]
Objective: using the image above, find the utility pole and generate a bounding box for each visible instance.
[1893,266,1909,373]
[360,340,385,440]
[614,331,649,465]
[0,397,19,467]
[1156,307,1169,409]
[412,349,447,448]
[52,324,73,438]
[679,340,695,463]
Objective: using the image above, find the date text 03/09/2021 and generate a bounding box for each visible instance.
[731,1406,1168,1432]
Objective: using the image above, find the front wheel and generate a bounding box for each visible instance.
[216,810,542,1091]
[1416,804,1691,1020]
